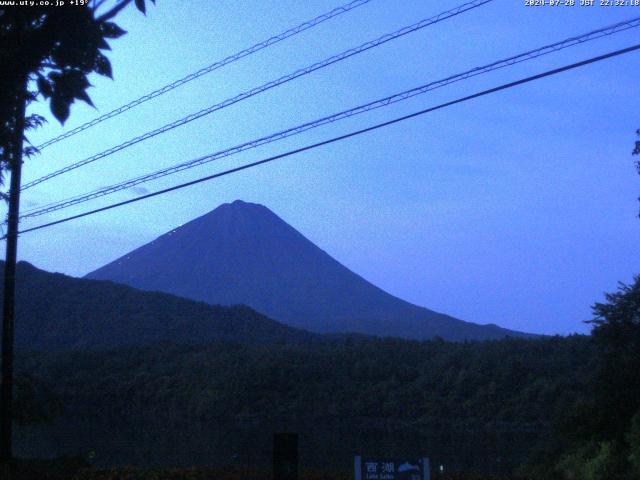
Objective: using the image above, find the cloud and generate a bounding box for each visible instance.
[130,186,150,195]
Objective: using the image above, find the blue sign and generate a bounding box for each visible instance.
[354,457,430,480]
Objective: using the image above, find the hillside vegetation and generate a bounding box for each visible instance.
[0,261,316,351]
[15,335,594,475]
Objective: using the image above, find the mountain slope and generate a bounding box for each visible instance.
[0,261,316,351]
[86,200,531,340]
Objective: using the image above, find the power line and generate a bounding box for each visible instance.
[20,16,640,220]
[21,0,494,191]
[34,0,375,151]
[11,43,640,239]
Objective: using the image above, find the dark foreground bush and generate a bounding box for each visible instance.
[67,466,513,480]
[8,461,516,480]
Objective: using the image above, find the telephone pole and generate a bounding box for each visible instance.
[0,74,27,475]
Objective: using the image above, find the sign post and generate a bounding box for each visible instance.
[355,456,430,480]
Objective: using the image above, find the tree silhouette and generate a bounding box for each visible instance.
[0,0,155,471]
[635,129,640,216]
[1,0,155,164]
[589,278,640,443]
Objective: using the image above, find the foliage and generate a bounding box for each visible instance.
[589,277,640,442]
[12,372,60,425]
[14,335,595,475]
[28,335,592,426]
[0,0,154,121]
[526,277,640,479]
[0,0,154,189]
[634,129,640,215]
[627,411,640,477]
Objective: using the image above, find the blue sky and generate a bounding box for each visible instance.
[6,0,640,335]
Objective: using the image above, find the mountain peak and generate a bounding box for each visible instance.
[195,200,279,224]
[219,199,263,210]
[171,200,293,244]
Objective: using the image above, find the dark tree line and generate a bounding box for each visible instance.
[13,335,595,474]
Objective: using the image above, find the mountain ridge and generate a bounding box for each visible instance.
[0,260,317,351]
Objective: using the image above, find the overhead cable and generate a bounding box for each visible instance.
[20,16,640,220]
[12,43,640,238]
[22,0,494,191]
[35,0,375,150]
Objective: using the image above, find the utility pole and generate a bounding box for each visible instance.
[0,74,27,476]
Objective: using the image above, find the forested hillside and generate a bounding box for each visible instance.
[15,335,594,475]
[0,261,316,351]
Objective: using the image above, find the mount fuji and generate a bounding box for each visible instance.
[86,200,532,341]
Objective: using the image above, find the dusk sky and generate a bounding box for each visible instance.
[5,0,640,335]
